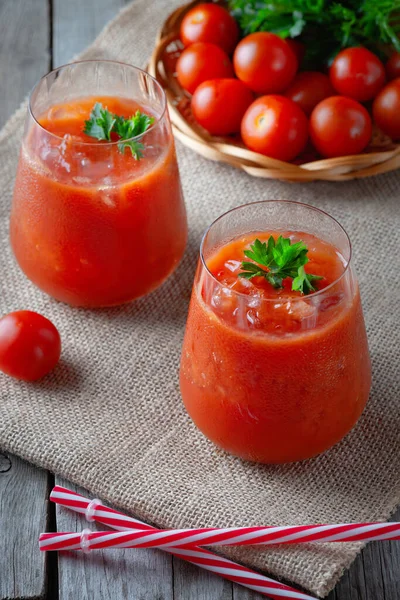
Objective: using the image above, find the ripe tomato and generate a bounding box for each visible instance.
[176,42,233,94]
[0,311,61,381]
[241,95,308,161]
[180,3,239,55]
[191,78,253,136]
[233,32,297,95]
[386,52,400,81]
[330,47,386,102]
[373,78,400,140]
[310,96,372,158]
[285,72,335,115]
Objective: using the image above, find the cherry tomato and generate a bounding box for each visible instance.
[386,52,400,81]
[233,32,297,95]
[285,72,335,116]
[241,95,308,162]
[180,3,239,55]
[310,96,372,158]
[373,78,400,140]
[176,42,234,94]
[286,39,305,67]
[191,78,253,136]
[0,311,61,381]
[330,47,386,102]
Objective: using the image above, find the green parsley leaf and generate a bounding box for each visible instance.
[117,140,146,160]
[115,111,155,138]
[83,103,115,141]
[239,235,323,295]
[292,266,323,294]
[114,111,155,158]
[83,104,155,159]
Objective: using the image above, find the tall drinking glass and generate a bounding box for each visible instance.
[11,60,187,307]
[180,201,371,463]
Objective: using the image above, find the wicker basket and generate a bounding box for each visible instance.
[148,0,400,182]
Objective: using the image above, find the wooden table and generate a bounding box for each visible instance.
[0,1,399,598]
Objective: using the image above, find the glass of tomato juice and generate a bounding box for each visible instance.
[10,60,187,307]
[180,201,371,463]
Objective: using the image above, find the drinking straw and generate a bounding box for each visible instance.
[49,486,317,600]
[40,521,400,551]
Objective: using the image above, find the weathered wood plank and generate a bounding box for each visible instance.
[0,3,51,592]
[0,453,49,600]
[0,2,51,598]
[173,556,233,600]
[55,478,173,600]
[232,583,265,600]
[330,506,400,600]
[52,0,128,67]
[0,0,50,128]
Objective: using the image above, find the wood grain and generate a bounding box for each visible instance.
[0,0,50,128]
[52,0,128,67]
[55,478,174,600]
[330,506,400,600]
[173,556,233,600]
[0,3,51,597]
[0,454,49,600]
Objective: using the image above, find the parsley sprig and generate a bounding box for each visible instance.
[239,236,323,295]
[83,103,155,159]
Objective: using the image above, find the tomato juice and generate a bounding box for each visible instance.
[11,63,187,307]
[180,204,371,464]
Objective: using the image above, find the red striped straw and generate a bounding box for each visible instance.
[49,486,316,600]
[40,521,400,551]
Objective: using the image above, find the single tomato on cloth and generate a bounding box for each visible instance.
[180,3,239,55]
[330,47,386,102]
[241,95,308,162]
[176,42,233,94]
[285,72,335,116]
[0,311,61,381]
[233,32,297,94]
[373,78,400,140]
[191,79,253,135]
[310,96,372,158]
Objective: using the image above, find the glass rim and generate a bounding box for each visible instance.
[199,199,353,302]
[28,59,167,147]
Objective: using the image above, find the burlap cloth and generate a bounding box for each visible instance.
[0,0,399,596]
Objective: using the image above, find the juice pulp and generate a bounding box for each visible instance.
[11,96,187,307]
[180,231,371,463]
